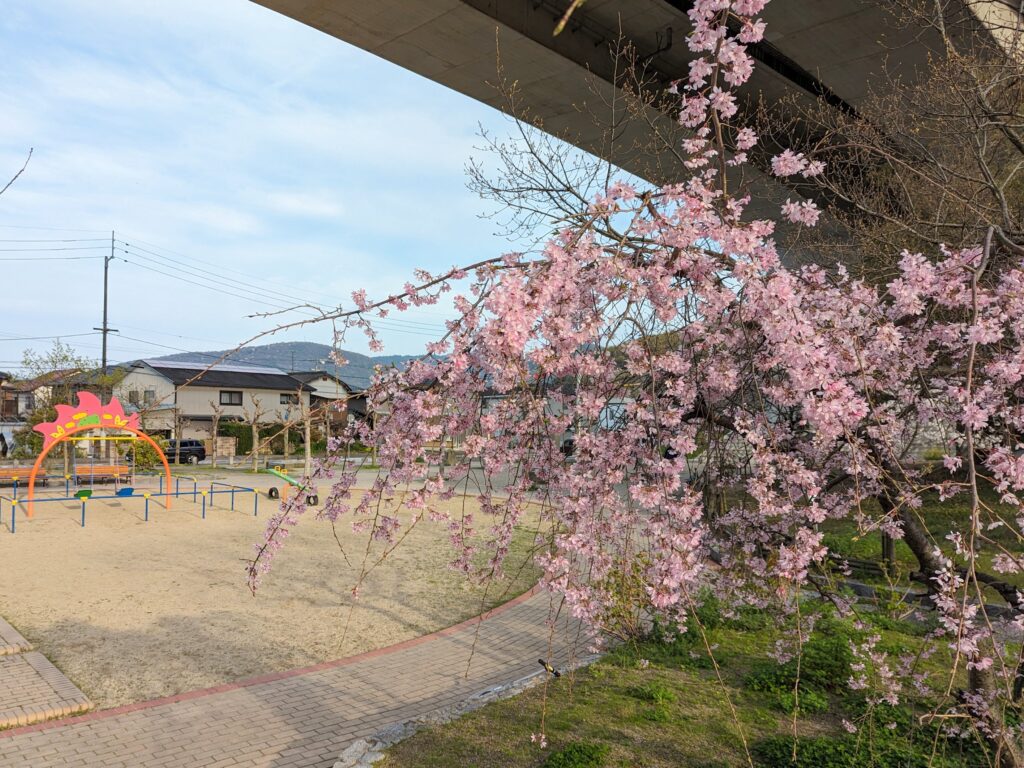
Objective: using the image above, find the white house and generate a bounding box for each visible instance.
[116,360,312,440]
[287,370,368,423]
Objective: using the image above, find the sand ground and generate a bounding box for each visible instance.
[0,470,538,709]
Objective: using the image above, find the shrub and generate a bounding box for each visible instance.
[628,680,676,705]
[799,621,853,691]
[130,435,167,471]
[542,741,610,768]
[752,736,854,768]
[776,688,828,715]
[726,606,772,631]
[642,705,672,722]
[753,731,986,768]
[641,588,722,664]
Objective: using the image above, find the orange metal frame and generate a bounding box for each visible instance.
[25,424,172,517]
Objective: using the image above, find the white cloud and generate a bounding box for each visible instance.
[0,0,524,365]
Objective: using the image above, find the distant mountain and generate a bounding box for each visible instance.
[151,341,418,389]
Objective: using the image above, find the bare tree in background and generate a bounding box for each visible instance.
[242,397,267,473]
[171,407,192,465]
[208,400,223,467]
[0,148,31,198]
[301,391,312,478]
[760,0,1024,281]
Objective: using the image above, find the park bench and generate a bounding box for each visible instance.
[0,467,49,486]
[0,466,25,483]
[0,467,27,486]
[74,465,131,484]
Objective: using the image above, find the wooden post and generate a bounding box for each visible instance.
[881,532,895,569]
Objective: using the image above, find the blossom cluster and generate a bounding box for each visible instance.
[248,0,1024,748]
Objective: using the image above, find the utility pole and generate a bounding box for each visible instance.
[92,231,119,459]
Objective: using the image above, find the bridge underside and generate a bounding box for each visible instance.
[252,0,1006,220]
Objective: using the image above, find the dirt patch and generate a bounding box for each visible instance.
[0,473,538,708]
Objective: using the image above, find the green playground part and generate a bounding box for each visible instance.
[265,467,318,506]
[74,489,92,499]
[266,467,304,489]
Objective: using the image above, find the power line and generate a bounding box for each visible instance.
[118,244,312,314]
[0,332,100,342]
[118,250,444,338]
[119,240,321,309]
[117,256,308,313]
[114,323,234,347]
[115,333,225,356]
[118,231,351,308]
[121,242,448,331]
[0,246,108,252]
[0,255,104,261]
[0,238,109,243]
[116,232,454,327]
[0,224,108,233]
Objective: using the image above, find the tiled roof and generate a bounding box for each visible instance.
[139,360,313,392]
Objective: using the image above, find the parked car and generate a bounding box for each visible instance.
[128,439,205,465]
[167,439,206,464]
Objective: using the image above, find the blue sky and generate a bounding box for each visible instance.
[0,0,527,372]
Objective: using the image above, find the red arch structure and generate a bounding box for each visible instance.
[25,392,172,517]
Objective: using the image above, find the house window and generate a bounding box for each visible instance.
[143,389,156,405]
[220,390,243,406]
[280,393,299,405]
[128,390,140,406]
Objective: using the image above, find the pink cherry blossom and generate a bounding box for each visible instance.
[246,2,1024,749]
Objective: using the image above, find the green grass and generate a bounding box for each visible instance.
[820,482,1024,593]
[379,599,992,768]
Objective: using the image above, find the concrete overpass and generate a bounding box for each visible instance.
[252,1,1015,216]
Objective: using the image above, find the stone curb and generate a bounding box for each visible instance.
[0,617,31,656]
[0,653,92,730]
[333,654,601,768]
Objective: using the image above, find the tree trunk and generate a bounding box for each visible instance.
[304,413,311,479]
[969,665,1024,768]
[210,416,219,468]
[879,489,1024,765]
[877,491,947,590]
[251,423,259,472]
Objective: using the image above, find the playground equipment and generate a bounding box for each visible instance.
[6,473,260,533]
[24,392,171,517]
[266,466,319,506]
[1,395,273,533]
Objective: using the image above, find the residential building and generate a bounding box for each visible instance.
[116,360,312,440]
[0,372,16,422]
[287,370,367,424]
[7,368,85,420]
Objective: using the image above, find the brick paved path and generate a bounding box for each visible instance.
[0,589,582,767]
[0,653,92,729]
[0,617,93,729]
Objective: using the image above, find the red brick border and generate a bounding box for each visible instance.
[0,584,543,739]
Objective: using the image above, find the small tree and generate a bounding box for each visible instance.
[130,435,167,472]
[208,401,223,467]
[301,390,312,478]
[171,407,191,465]
[242,397,267,472]
[14,341,91,470]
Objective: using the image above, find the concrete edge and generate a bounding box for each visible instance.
[332,653,603,768]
